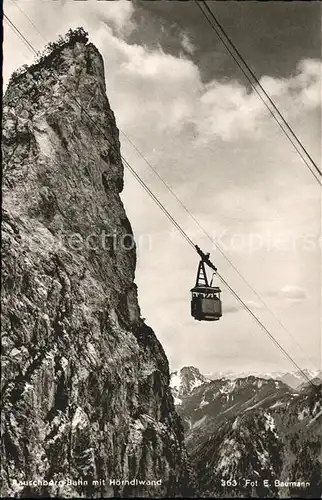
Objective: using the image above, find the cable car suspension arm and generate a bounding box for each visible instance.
[195,245,217,271]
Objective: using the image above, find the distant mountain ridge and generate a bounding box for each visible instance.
[205,368,322,389]
[170,366,322,498]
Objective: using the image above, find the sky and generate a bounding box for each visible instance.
[3,0,321,376]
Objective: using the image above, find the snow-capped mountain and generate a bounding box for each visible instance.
[178,375,294,450]
[170,366,210,405]
[171,366,322,498]
[192,383,321,498]
[206,369,322,389]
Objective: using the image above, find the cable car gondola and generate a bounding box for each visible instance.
[191,246,222,322]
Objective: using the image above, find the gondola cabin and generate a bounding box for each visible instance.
[191,285,222,321]
[191,246,222,321]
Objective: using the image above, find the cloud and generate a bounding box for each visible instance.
[180,32,196,56]
[193,59,321,142]
[245,300,264,310]
[223,300,264,314]
[94,23,321,143]
[260,59,321,110]
[280,285,307,301]
[98,0,135,37]
[95,23,200,133]
[61,0,135,37]
[4,1,321,143]
[223,303,240,314]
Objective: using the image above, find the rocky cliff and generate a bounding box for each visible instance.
[1,30,192,498]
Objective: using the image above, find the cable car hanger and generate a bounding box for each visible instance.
[191,245,222,322]
[195,245,217,270]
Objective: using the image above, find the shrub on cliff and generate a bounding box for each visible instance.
[8,27,89,86]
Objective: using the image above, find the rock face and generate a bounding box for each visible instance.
[1,32,192,498]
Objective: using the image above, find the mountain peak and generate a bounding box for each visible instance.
[170,366,210,403]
